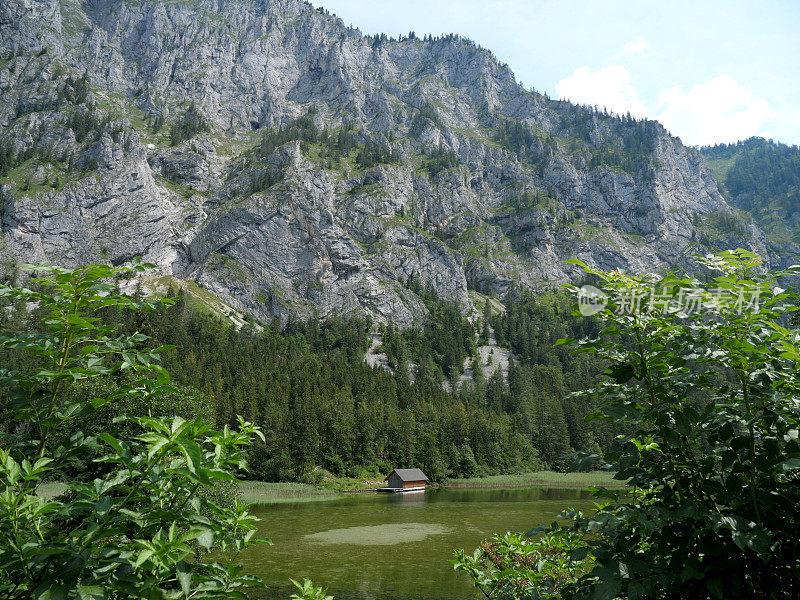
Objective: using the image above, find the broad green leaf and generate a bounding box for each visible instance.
[76,585,107,600]
[176,561,192,596]
[197,530,214,549]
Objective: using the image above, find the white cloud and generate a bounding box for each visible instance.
[654,75,774,146]
[555,65,648,119]
[554,66,785,146]
[622,36,648,56]
[752,107,800,146]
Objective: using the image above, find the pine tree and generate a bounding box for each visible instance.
[458,443,478,477]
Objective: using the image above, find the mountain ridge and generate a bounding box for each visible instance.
[0,0,770,325]
[699,137,800,267]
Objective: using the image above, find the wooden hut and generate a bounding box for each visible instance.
[382,468,429,492]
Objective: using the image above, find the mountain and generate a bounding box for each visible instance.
[699,138,800,266]
[0,0,767,325]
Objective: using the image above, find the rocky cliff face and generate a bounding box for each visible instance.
[0,0,768,325]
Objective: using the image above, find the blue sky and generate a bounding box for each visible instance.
[311,0,800,147]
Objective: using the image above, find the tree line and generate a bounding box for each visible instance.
[701,137,800,215]
[0,279,613,483]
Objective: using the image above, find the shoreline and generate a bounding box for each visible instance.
[443,470,627,489]
[443,479,624,489]
[38,472,626,506]
[240,471,625,505]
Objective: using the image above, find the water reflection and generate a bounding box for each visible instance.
[385,491,427,505]
[425,486,595,504]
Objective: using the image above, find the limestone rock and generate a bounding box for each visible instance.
[0,0,772,325]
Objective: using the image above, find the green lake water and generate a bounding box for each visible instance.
[243,487,597,600]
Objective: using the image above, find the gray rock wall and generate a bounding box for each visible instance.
[0,0,768,325]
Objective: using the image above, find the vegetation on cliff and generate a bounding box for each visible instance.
[701,138,800,245]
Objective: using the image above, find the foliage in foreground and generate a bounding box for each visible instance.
[455,250,800,599]
[453,521,592,600]
[290,578,334,600]
[0,264,268,599]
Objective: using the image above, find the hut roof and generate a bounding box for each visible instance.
[386,468,429,482]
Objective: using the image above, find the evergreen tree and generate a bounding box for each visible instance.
[169,103,209,146]
[458,443,478,478]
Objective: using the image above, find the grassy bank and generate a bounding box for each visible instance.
[237,481,345,505]
[318,475,385,493]
[445,470,627,488]
[36,480,348,506]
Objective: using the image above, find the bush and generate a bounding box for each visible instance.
[557,251,800,599]
[0,263,268,599]
[55,374,216,481]
[0,139,14,177]
[704,209,747,237]
[453,525,593,600]
[250,166,284,194]
[421,142,458,177]
[323,454,345,477]
[454,250,800,599]
[291,578,333,600]
[62,73,90,105]
[409,102,443,137]
[298,469,324,486]
[67,106,101,143]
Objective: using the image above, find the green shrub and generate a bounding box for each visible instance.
[454,250,800,599]
[560,251,800,598]
[291,578,333,600]
[409,102,443,137]
[0,263,269,599]
[421,142,458,177]
[298,469,324,486]
[0,139,13,177]
[67,106,101,143]
[704,209,747,237]
[453,525,593,600]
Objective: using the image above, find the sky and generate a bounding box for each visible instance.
[311,0,800,147]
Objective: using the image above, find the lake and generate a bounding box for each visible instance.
[242,486,597,600]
